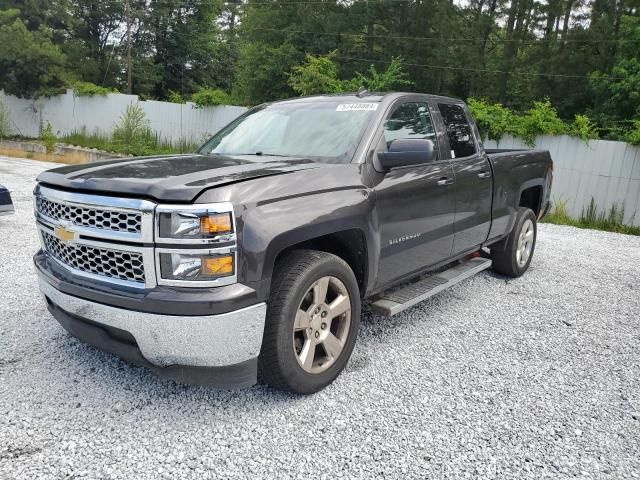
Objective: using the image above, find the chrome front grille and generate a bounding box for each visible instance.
[41,229,146,283]
[34,185,236,289]
[36,196,142,234]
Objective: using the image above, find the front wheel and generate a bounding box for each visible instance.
[258,250,361,394]
[491,207,537,278]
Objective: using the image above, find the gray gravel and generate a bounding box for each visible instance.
[1,155,639,479]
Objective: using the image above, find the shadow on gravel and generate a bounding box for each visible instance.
[49,269,502,404]
[54,333,304,405]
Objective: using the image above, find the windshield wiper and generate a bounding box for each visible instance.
[223,152,291,158]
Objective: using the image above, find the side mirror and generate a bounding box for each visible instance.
[377,139,434,171]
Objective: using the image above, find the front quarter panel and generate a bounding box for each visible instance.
[195,165,378,300]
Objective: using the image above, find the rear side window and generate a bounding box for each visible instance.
[437,103,476,159]
[383,102,439,160]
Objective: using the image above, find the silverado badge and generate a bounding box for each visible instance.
[54,225,77,242]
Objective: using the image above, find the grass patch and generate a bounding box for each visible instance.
[59,106,198,156]
[60,130,197,157]
[543,197,640,236]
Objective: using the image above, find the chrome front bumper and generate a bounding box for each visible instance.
[39,278,266,369]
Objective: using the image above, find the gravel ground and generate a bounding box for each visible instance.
[0,156,639,480]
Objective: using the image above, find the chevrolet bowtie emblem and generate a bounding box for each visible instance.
[54,225,77,242]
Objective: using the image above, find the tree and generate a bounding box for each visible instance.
[233,41,300,105]
[0,10,67,97]
[591,58,640,121]
[288,51,344,96]
[288,53,413,96]
[344,57,413,92]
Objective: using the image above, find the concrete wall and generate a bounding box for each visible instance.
[0,139,126,164]
[485,135,640,226]
[0,90,247,146]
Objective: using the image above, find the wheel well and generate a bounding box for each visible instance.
[520,186,542,216]
[273,229,368,295]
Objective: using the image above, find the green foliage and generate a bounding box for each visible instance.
[468,98,514,142]
[590,58,640,123]
[167,90,185,104]
[624,120,640,145]
[0,97,10,138]
[288,51,344,96]
[543,198,574,226]
[192,88,233,108]
[543,197,640,236]
[343,58,413,92]
[469,98,599,145]
[39,122,57,153]
[514,100,567,146]
[233,42,300,105]
[60,130,195,157]
[72,82,115,97]
[570,115,600,142]
[112,103,155,153]
[288,53,412,96]
[579,198,639,235]
[3,0,640,144]
[0,11,67,97]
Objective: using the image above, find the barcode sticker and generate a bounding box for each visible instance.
[336,103,379,112]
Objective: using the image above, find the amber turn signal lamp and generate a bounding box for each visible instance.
[200,213,233,234]
[203,255,234,276]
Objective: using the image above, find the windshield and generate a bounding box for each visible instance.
[198,101,378,163]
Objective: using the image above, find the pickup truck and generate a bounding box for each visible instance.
[33,92,552,394]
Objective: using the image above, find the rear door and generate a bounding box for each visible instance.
[373,99,456,288]
[436,102,492,254]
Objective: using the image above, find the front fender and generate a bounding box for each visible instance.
[238,188,378,296]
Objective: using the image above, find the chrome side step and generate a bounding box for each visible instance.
[370,257,492,316]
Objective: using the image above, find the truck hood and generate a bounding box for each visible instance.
[37,154,325,202]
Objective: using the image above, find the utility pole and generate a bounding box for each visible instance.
[126,0,132,95]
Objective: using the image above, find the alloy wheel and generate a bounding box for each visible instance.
[292,276,352,374]
[516,219,534,267]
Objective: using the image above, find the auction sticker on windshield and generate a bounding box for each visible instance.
[336,103,379,112]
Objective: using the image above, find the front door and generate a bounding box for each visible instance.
[373,100,457,289]
[437,102,493,255]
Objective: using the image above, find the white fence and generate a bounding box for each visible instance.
[2,90,639,227]
[485,135,640,227]
[0,90,247,146]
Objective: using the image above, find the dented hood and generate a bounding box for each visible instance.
[36,154,324,202]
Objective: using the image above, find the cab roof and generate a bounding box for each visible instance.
[271,92,464,106]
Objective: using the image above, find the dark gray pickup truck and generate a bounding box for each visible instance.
[33,92,552,394]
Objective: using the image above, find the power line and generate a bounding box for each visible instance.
[238,25,639,44]
[160,23,638,46]
[333,55,626,80]
[97,1,635,45]
[135,26,626,81]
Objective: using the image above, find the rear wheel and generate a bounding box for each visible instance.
[259,250,361,394]
[491,207,537,277]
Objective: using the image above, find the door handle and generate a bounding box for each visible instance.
[437,177,455,186]
[477,171,491,179]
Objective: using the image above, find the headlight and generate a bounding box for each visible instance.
[158,252,234,282]
[158,211,233,240]
[154,203,237,287]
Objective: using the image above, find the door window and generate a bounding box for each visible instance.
[437,103,476,159]
[383,102,439,160]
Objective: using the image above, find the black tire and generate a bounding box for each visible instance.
[258,250,361,395]
[490,207,537,278]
